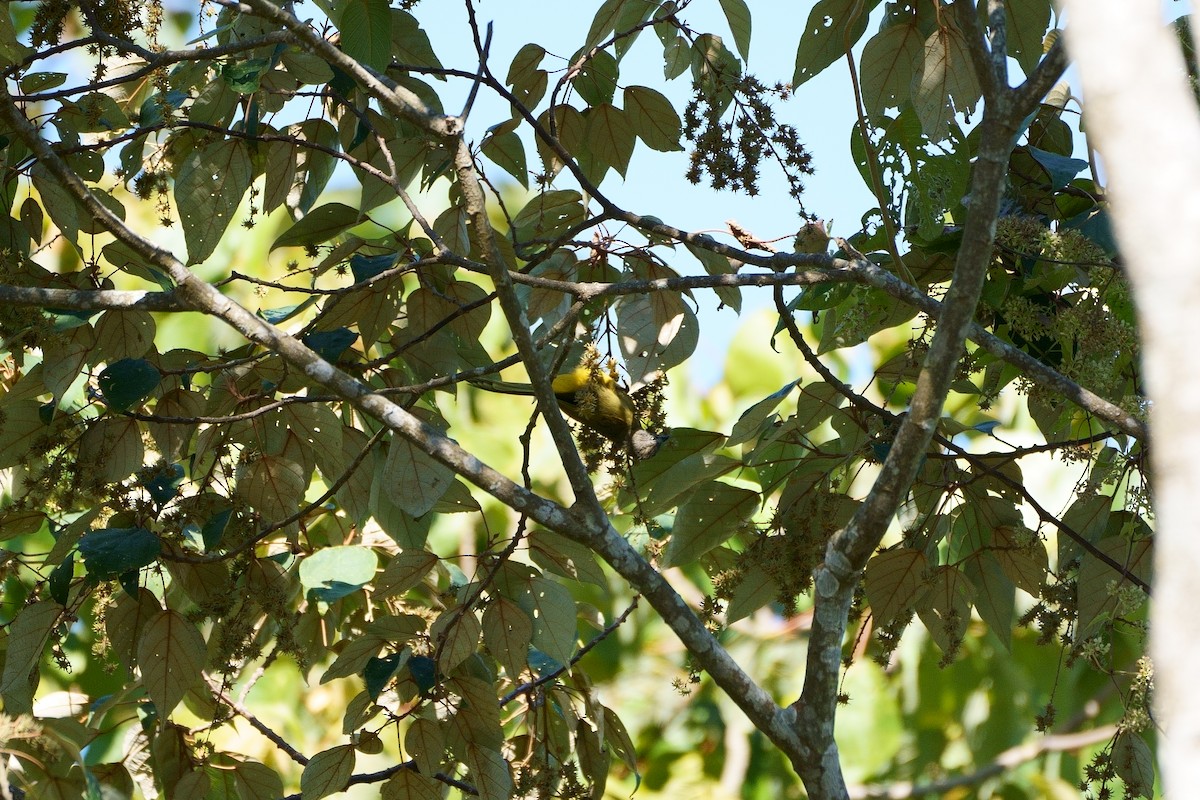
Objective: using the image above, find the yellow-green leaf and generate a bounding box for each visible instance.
[78,416,144,484]
[94,310,155,361]
[236,453,307,523]
[864,548,927,627]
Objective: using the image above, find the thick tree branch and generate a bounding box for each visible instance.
[786,30,1071,794]
[0,285,183,311]
[1059,1,1200,794]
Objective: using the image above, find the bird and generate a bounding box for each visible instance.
[470,366,666,460]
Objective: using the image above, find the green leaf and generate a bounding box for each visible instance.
[1111,733,1155,798]
[299,545,379,601]
[464,745,514,800]
[585,103,636,177]
[662,481,757,567]
[364,652,402,699]
[221,57,271,93]
[520,577,577,667]
[663,35,690,79]
[911,21,979,141]
[390,10,443,73]
[864,548,927,627]
[719,0,752,62]
[320,635,385,683]
[136,609,207,716]
[48,553,74,605]
[482,597,533,678]
[535,105,586,179]
[507,43,546,86]
[481,120,529,187]
[20,71,67,92]
[916,565,975,656]
[630,448,739,517]
[585,0,632,49]
[339,0,391,70]
[300,745,356,800]
[725,564,780,622]
[0,600,59,713]
[511,190,586,243]
[201,507,233,550]
[234,760,284,800]
[793,0,878,87]
[78,416,144,483]
[430,609,481,671]
[97,358,161,411]
[529,529,606,588]
[407,655,437,692]
[280,48,334,85]
[573,48,619,106]
[727,380,799,447]
[860,21,924,114]
[614,0,657,59]
[1077,536,1152,634]
[31,163,80,245]
[1026,145,1089,189]
[78,527,161,578]
[377,550,438,597]
[236,454,307,523]
[684,241,740,311]
[432,205,469,256]
[624,85,683,152]
[402,719,445,784]
[993,525,1048,596]
[964,555,1014,651]
[302,327,358,362]
[272,202,362,250]
[175,138,253,264]
[1003,0,1053,75]
[381,435,454,518]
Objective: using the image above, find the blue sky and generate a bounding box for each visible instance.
[409,1,883,386]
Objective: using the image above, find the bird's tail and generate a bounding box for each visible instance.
[467,378,537,396]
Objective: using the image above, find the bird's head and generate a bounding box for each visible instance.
[630,429,669,461]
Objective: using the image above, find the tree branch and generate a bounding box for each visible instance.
[786,35,1066,793]
[1059,1,1200,793]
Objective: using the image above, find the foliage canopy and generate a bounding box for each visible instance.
[0,1,1165,799]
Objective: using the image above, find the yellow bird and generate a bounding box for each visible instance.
[471,366,666,460]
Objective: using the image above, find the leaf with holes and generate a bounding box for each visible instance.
[174,138,253,264]
[662,481,757,567]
